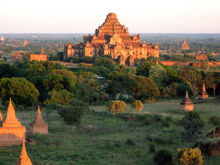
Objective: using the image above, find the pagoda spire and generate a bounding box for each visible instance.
[185,90,189,99]
[35,106,44,123]
[3,98,22,127]
[16,140,32,165]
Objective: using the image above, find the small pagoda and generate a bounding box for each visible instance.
[180,90,194,111]
[198,84,209,100]
[16,140,32,165]
[0,98,26,146]
[29,106,48,134]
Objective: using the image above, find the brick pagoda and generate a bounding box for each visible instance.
[29,106,48,134]
[180,90,194,111]
[0,98,26,146]
[198,84,209,100]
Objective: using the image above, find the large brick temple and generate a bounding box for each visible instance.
[64,13,159,66]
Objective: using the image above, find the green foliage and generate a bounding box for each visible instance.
[0,77,39,106]
[178,68,202,96]
[149,64,169,88]
[0,63,16,78]
[153,149,173,165]
[180,111,204,138]
[94,57,116,68]
[149,142,155,153]
[76,77,107,104]
[58,100,87,129]
[136,61,154,77]
[44,89,73,105]
[209,116,220,127]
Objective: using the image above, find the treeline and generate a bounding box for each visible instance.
[0,57,219,108]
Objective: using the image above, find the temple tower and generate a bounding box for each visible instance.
[16,140,32,165]
[181,38,190,50]
[180,90,194,111]
[0,98,26,146]
[29,106,48,134]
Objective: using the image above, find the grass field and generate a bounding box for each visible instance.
[0,98,220,165]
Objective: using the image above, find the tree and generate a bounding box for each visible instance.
[208,116,220,137]
[58,100,86,131]
[178,68,202,96]
[149,64,169,89]
[0,77,39,106]
[131,100,144,112]
[176,148,203,165]
[94,57,116,68]
[106,100,126,113]
[44,89,73,105]
[153,149,173,165]
[136,61,154,77]
[180,111,204,139]
[0,63,16,78]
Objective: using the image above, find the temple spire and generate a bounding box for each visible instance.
[185,90,189,99]
[34,106,44,123]
[3,98,22,127]
[16,140,32,165]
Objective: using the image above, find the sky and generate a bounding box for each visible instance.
[0,0,220,33]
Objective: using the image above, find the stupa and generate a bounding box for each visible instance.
[198,84,209,100]
[16,140,32,165]
[181,38,190,50]
[0,98,26,146]
[180,90,194,111]
[29,106,48,134]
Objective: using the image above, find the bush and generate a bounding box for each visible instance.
[131,100,144,112]
[106,100,126,114]
[176,148,203,165]
[149,142,155,153]
[58,100,87,131]
[180,111,204,138]
[153,149,173,165]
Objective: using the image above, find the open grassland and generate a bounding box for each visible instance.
[0,98,220,165]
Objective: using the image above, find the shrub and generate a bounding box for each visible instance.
[149,142,155,153]
[131,100,144,112]
[154,149,173,165]
[180,111,204,138]
[106,100,126,114]
[176,148,203,165]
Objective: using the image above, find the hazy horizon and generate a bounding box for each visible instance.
[0,0,220,33]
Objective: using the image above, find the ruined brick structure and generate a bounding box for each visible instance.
[0,98,26,146]
[29,106,48,134]
[64,13,159,66]
[181,38,190,50]
[180,90,194,111]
